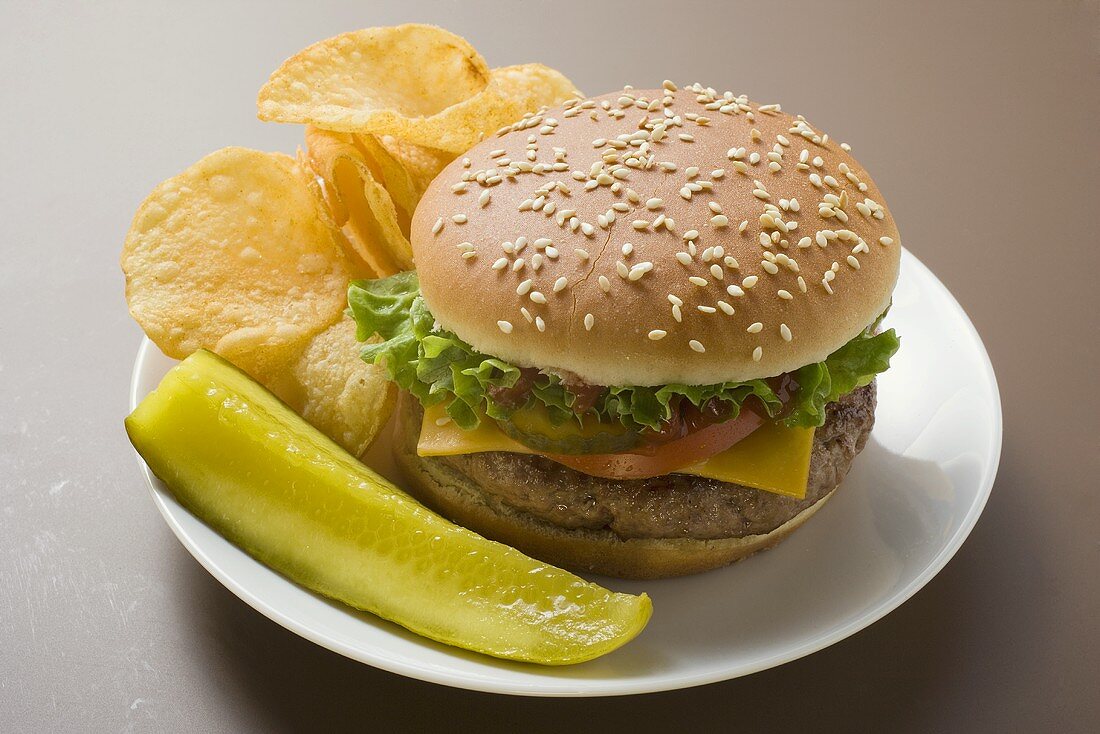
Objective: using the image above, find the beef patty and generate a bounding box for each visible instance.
[398,382,876,542]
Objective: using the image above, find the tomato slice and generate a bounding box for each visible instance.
[544,409,765,480]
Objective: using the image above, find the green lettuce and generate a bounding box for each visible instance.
[348,272,899,431]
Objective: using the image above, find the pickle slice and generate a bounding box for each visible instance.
[126,350,651,665]
[498,403,640,455]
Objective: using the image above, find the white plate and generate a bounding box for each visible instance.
[128,248,1001,696]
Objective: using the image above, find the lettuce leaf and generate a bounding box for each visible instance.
[348,272,899,431]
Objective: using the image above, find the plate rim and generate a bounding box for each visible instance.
[127,247,1002,697]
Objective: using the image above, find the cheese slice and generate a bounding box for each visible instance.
[418,404,814,499]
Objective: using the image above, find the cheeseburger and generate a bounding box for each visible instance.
[350,83,900,579]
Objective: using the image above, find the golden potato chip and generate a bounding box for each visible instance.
[305,127,414,276]
[475,64,584,138]
[291,316,396,457]
[375,135,455,199]
[121,147,354,379]
[258,24,491,141]
[353,63,580,153]
[352,133,422,227]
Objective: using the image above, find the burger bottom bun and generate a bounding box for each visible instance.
[393,386,874,579]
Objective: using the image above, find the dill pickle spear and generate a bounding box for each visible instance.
[125,350,651,665]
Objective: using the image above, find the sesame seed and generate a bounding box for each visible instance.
[492,257,508,270]
[689,340,706,353]
[451,182,468,193]
[632,220,650,230]
[674,251,692,265]
[683,229,700,240]
[841,142,852,151]
[553,277,568,293]
[742,275,759,288]
[718,300,735,315]
[752,347,763,362]
[521,307,533,323]
[698,305,717,314]
[880,236,894,246]
[672,304,683,322]
[847,255,861,269]
[646,198,664,210]
[712,169,726,178]
[478,191,491,208]
[497,320,513,334]
[530,291,547,304]
[710,264,724,279]
[516,279,533,296]
[711,215,729,228]
[512,258,525,272]
[778,289,793,300]
[628,262,653,281]
[535,316,546,332]
[689,276,709,287]
[452,214,468,224]
[747,322,763,333]
[598,275,611,292]
[762,260,780,275]
[584,313,595,331]
[432,217,444,234]
[749,152,761,165]
[739,220,749,233]
[648,329,667,341]
[667,293,683,306]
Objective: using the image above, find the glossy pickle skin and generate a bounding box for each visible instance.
[126,350,651,665]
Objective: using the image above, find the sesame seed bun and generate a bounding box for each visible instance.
[411,84,901,386]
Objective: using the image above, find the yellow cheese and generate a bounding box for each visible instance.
[418,404,814,499]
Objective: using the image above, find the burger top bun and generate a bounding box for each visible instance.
[412,83,900,386]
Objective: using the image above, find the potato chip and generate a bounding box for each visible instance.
[305,127,414,275]
[375,135,455,199]
[258,24,491,141]
[474,64,584,138]
[258,24,581,154]
[291,316,396,457]
[352,133,423,228]
[351,63,582,153]
[121,147,355,379]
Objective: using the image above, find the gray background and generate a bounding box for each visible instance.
[2,1,1098,731]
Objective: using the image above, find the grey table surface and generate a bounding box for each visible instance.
[2,1,1098,731]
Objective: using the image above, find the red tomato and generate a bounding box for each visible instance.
[544,409,764,480]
